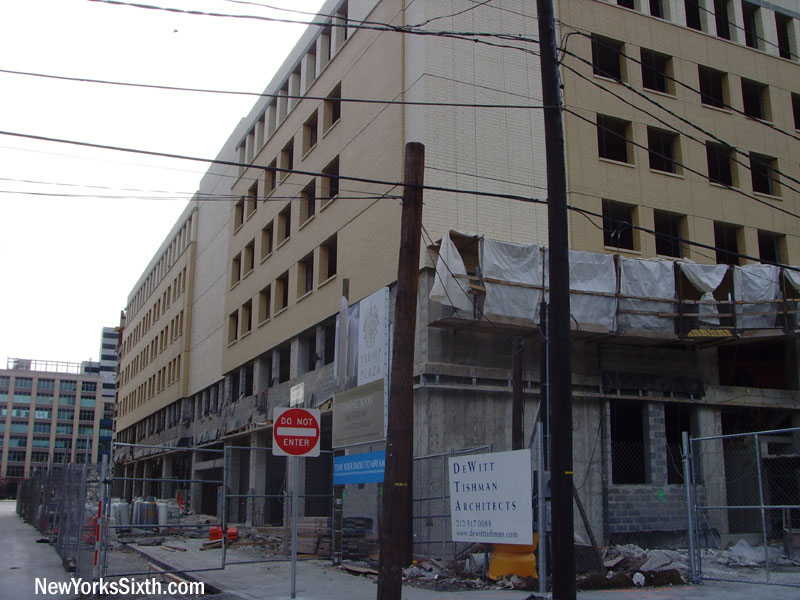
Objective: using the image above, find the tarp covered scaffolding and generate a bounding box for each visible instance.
[429,232,800,342]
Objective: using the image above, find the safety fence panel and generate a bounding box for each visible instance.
[102,443,225,578]
[223,446,334,566]
[412,445,493,570]
[688,427,800,588]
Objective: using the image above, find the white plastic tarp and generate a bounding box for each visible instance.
[733,264,781,329]
[679,263,728,325]
[429,231,474,313]
[481,239,543,322]
[567,250,617,330]
[618,257,676,332]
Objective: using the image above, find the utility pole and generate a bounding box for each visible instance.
[537,0,576,599]
[512,336,524,450]
[377,142,425,600]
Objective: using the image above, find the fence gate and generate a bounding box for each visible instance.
[686,427,800,587]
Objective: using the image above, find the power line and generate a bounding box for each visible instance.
[0,67,547,110]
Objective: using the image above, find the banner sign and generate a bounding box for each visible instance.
[448,449,532,545]
[333,450,386,485]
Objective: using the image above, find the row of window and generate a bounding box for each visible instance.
[596,114,784,196]
[601,197,785,265]
[609,0,797,60]
[228,234,338,345]
[0,377,76,392]
[121,310,185,387]
[118,355,182,419]
[123,267,187,358]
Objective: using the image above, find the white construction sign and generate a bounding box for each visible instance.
[448,449,532,545]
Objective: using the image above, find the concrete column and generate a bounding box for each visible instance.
[277,89,288,123]
[248,431,269,526]
[666,0,685,27]
[238,368,248,400]
[143,460,154,497]
[224,373,235,406]
[302,51,316,92]
[315,32,330,76]
[290,338,301,380]
[729,0,746,45]
[266,102,277,139]
[255,355,271,395]
[190,451,202,514]
[288,71,301,111]
[226,444,241,523]
[315,325,325,371]
[124,462,133,501]
[760,7,780,57]
[160,454,174,499]
[789,18,800,63]
[331,14,346,55]
[646,402,668,486]
[695,406,729,536]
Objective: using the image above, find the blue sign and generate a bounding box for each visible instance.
[333,450,385,485]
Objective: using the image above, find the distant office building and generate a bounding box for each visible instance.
[0,328,118,497]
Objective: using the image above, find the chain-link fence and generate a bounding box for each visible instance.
[412,445,493,570]
[687,427,800,587]
[15,463,100,578]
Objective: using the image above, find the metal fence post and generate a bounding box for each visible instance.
[442,453,447,572]
[682,431,699,584]
[94,455,108,581]
[753,433,770,583]
[222,444,229,570]
[537,421,547,593]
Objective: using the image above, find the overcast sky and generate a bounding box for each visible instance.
[0,0,325,365]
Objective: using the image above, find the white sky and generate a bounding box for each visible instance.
[0,0,325,365]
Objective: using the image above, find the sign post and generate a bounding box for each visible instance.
[273,406,321,599]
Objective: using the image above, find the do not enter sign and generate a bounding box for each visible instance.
[272,407,321,457]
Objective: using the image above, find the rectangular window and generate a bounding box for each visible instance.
[320,235,338,282]
[640,49,671,94]
[261,222,274,260]
[776,13,793,59]
[649,0,664,18]
[741,79,769,121]
[742,2,761,49]
[654,210,684,258]
[611,400,647,484]
[647,127,679,173]
[258,285,271,323]
[602,199,636,250]
[698,66,726,108]
[79,409,94,422]
[11,421,29,433]
[300,180,316,223]
[38,379,55,390]
[234,199,245,230]
[13,393,31,404]
[16,377,32,389]
[228,310,239,344]
[244,239,255,274]
[591,34,624,81]
[280,139,294,180]
[793,93,800,130]
[757,230,784,264]
[750,152,778,196]
[231,253,242,287]
[321,157,340,204]
[298,252,314,296]
[303,111,319,155]
[324,322,336,364]
[706,142,735,186]
[714,221,741,265]
[265,159,277,195]
[34,408,52,419]
[685,0,702,30]
[57,409,74,420]
[246,181,258,216]
[241,300,252,335]
[33,422,50,434]
[713,0,731,39]
[278,205,292,244]
[59,380,77,391]
[617,0,634,8]
[323,83,342,133]
[276,271,290,312]
[596,115,631,163]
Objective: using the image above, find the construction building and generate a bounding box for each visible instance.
[113,0,800,550]
[0,327,118,497]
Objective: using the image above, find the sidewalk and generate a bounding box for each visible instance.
[1,499,77,600]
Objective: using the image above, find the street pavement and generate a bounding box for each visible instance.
[1,499,77,600]
[4,499,797,599]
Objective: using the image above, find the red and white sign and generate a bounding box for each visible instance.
[272,407,321,457]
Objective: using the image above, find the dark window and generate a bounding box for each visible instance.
[322,157,340,201]
[714,221,741,265]
[278,345,291,383]
[718,342,788,388]
[685,0,702,30]
[776,13,793,59]
[298,253,314,296]
[750,152,778,196]
[698,66,726,108]
[596,115,631,163]
[649,0,664,19]
[647,127,678,173]
[234,199,244,229]
[641,49,671,93]
[324,84,341,132]
[757,230,782,264]
[706,142,734,186]
[300,180,316,223]
[665,404,693,484]
[261,222,273,259]
[276,271,289,311]
[592,35,624,81]
[259,285,271,323]
[602,199,635,250]
[266,159,277,194]
[742,2,760,49]
[713,0,731,39]
[654,210,684,258]
[610,400,647,484]
[617,0,634,8]
[281,139,294,178]
[324,322,336,365]
[320,235,338,281]
[241,300,252,334]
[741,79,768,120]
[792,93,800,130]
[278,205,291,243]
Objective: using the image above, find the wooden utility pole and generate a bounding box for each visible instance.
[377,142,425,600]
[537,0,577,598]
